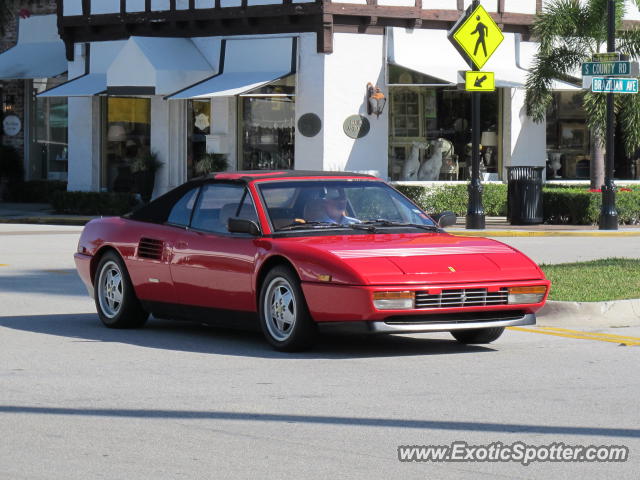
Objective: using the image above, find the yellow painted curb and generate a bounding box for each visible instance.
[449,230,640,237]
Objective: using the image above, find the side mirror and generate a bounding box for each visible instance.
[432,211,457,229]
[228,217,261,236]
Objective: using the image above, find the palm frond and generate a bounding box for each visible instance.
[525,46,586,122]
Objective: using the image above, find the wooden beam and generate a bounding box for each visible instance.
[318,13,333,53]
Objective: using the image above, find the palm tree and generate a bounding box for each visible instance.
[525,0,640,188]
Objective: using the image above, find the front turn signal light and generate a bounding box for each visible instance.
[373,291,415,310]
[508,286,547,305]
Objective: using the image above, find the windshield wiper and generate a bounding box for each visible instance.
[353,219,440,232]
[277,221,348,231]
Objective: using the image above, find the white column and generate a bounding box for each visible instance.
[150,96,170,197]
[207,97,235,171]
[505,87,546,171]
[294,33,325,171]
[321,32,389,178]
[67,96,101,191]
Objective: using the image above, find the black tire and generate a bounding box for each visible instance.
[451,327,505,344]
[258,266,317,351]
[94,251,148,329]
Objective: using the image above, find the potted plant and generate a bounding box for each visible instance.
[130,150,163,203]
[195,153,229,175]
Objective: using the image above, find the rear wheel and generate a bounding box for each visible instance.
[259,266,317,351]
[451,327,505,344]
[94,251,148,329]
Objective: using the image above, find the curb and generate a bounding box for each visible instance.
[537,299,640,327]
[0,217,93,226]
[448,229,640,237]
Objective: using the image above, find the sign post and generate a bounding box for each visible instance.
[601,0,619,230]
[448,0,503,229]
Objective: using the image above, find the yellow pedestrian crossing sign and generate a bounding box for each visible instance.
[465,71,495,92]
[449,3,504,69]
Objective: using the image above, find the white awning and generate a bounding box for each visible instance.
[0,15,66,79]
[38,74,107,97]
[388,28,529,88]
[107,37,214,95]
[167,37,296,99]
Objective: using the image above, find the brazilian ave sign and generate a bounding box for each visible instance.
[448,3,504,69]
[591,77,639,94]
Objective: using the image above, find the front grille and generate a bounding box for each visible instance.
[137,237,164,260]
[415,288,508,309]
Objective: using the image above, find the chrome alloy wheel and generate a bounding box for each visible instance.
[263,277,297,341]
[97,260,124,319]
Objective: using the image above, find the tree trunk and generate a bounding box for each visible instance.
[590,129,605,189]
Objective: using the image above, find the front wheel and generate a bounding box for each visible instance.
[259,266,317,351]
[94,251,148,329]
[451,327,505,344]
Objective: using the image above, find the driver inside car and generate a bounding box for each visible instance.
[304,187,360,225]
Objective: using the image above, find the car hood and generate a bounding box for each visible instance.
[275,233,543,285]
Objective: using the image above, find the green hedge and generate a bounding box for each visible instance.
[6,180,67,203]
[396,184,640,225]
[396,184,508,216]
[51,191,139,216]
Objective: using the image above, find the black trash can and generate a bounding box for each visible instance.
[506,166,544,225]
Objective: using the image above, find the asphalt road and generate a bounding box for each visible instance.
[1,225,639,479]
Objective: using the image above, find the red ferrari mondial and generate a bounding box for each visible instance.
[74,171,550,351]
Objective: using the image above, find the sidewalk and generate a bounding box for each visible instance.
[0,203,96,226]
[1,202,640,235]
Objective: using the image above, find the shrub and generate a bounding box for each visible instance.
[543,188,640,225]
[51,191,139,216]
[395,183,640,225]
[395,183,508,216]
[6,180,67,203]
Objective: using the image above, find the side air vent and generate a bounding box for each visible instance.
[137,238,164,260]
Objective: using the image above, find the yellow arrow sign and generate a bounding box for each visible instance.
[465,71,495,91]
[451,4,504,69]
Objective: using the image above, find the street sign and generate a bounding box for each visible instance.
[582,61,639,76]
[465,71,495,91]
[592,52,627,62]
[591,77,639,93]
[448,4,504,69]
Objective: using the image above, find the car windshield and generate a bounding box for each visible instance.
[258,180,437,232]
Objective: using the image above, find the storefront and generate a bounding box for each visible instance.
[49,0,640,200]
[0,14,68,182]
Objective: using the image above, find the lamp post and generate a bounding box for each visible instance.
[600,0,618,230]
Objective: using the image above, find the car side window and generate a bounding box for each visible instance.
[191,184,258,233]
[166,187,199,227]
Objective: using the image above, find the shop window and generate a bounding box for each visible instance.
[31,77,68,181]
[187,100,211,180]
[388,82,499,181]
[545,92,591,180]
[103,97,151,193]
[239,74,295,170]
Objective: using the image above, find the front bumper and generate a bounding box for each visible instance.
[318,313,535,335]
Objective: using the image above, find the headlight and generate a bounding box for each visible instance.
[373,291,415,310]
[508,286,547,304]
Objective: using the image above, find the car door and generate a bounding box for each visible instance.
[126,186,200,305]
[170,182,260,312]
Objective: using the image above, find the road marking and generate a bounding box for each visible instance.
[42,270,74,275]
[0,264,8,267]
[508,326,640,346]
